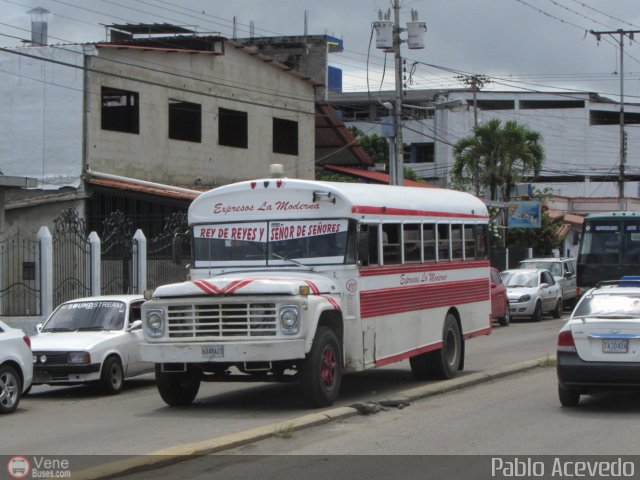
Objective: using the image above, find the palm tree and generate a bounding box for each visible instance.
[452,119,545,201]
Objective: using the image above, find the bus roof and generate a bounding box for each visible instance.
[189,178,488,224]
[585,212,640,220]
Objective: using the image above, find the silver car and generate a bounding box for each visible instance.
[518,257,578,307]
[501,269,563,321]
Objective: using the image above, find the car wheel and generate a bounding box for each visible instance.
[155,365,201,406]
[0,365,22,414]
[426,313,462,379]
[531,301,542,322]
[558,383,580,407]
[499,303,511,326]
[301,327,343,408]
[100,356,124,395]
[553,298,563,319]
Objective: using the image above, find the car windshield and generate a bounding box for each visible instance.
[573,292,640,318]
[42,301,127,332]
[521,261,562,277]
[503,271,538,288]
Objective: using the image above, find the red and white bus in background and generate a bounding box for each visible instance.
[140,178,491,407]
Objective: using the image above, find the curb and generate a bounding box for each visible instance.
[74,355,554,480]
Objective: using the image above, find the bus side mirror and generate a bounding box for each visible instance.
[172,234,183,265]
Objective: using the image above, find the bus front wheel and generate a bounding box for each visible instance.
[301,327,343,408]
[155,364,201,406]
[426,313,462,380]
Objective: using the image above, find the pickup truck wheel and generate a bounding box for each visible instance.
[426,313,462,379]
[0,365,22,414]
[100,356,124,395]
[155,365,201,406]
[301,327,342,408]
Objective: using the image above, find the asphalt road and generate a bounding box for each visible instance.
[5,315,566,458]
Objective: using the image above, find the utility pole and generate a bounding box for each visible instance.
[457,74,490,196]
[392,0,404,186]
[373,4,426,186]
[590,29,640,211]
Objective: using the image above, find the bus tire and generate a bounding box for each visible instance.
[155,364,201,406]
[301,327,342,408]
[409,353,431,380]
[427,313,462,380]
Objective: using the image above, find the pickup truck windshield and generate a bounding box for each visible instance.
[192,219,352,267]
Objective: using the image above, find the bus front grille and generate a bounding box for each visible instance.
[166,303,278,338]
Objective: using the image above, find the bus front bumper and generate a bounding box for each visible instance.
[140,340,307,363]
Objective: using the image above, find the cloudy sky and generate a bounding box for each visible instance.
[2,0,640,100]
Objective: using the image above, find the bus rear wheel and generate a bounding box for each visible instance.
[301,327,343,408]
[426,313,462,380]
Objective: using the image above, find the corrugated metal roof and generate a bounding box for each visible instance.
[86,177,202,201]
[323,165,435,188]
[315,104,373,166]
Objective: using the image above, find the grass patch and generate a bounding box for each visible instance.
[273,423,295,439]
[539,356,557,367]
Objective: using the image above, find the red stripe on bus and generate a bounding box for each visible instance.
[322,296,341,310]
[352,205,488,219]
[360,279,489,318]
[304,280,321,294]
[360,260,490,277]
[375,342,444,367]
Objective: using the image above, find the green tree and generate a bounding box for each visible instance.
[451,119,545,201]
[346,126,424,183]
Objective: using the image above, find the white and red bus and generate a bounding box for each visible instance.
[141,178,491,407]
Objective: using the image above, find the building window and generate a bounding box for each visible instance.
[273,117,298,155]
[412,143,434,163]
[101,87,139,134]
[169,100,201,143]
[219,107,248,148]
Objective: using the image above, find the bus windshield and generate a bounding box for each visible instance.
[578,215,640,290]
[192,219,353,267]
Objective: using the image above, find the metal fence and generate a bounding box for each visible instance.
[0,234,41,316]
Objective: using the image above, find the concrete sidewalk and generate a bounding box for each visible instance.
[75,356,553,480]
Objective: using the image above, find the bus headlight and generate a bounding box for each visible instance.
[145,309,165,338]
[279,305,300,335]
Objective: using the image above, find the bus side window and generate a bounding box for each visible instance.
[464,224,476,259]
[438,224,451,261]
[403,223,421,263]
[423,224,436,261]
[382,224,401,265]
[359,224,380,266]
[451,224,463,260]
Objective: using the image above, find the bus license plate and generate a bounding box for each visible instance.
[603,339,628,353]
[202,345,224,358]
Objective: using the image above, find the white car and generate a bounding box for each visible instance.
[0,319,33,414]
[501,268,563,321]
[557,278,640,406]
[30,295,153,395]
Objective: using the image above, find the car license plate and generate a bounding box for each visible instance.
[603,339,628,353]
[201,345,224,359]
